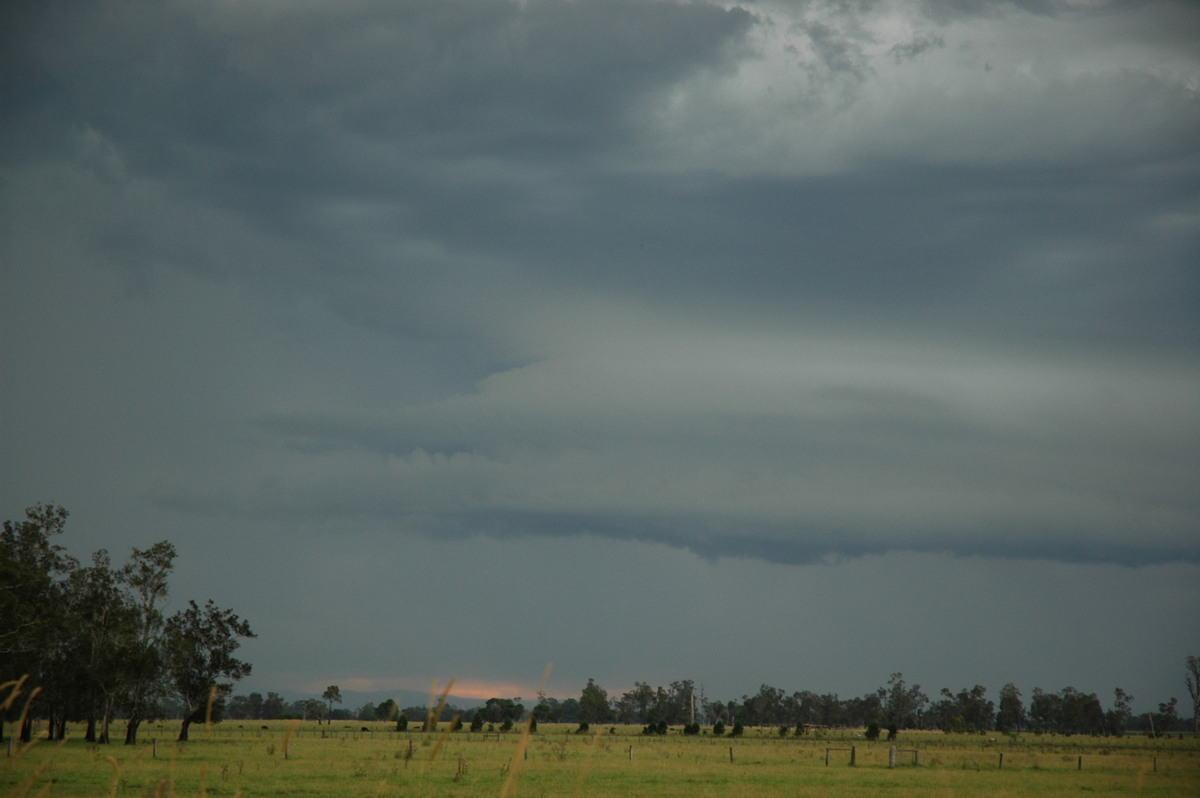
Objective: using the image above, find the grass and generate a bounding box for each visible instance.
[3,721,1199,798]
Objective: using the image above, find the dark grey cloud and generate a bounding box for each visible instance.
[3,0,1198,704]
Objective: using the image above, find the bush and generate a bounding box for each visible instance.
[396,713,408,732]
[865,722,881,741]
[887,724,898,741]
[730,722,744,737]
[712,721,725,736]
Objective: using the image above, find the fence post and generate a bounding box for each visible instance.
[628,745,633,761]
[1078,756,1082,770]
[999,752,1004,769]
[850,746,856,766]
[889,746,896,768]
[824,748,830,766]
[729,746,734,763]
[152,738,157,758]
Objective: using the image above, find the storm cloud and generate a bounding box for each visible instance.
[3,0,1198,704]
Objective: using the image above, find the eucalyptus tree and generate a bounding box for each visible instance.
[1,504,76,742]
[164,597,255,739]
[1186,656,1199,738]
[118,541,176,744]
[63,550,139,742]
[164,599,255,741]
[997,683,1026,732]
[880,673,928,729]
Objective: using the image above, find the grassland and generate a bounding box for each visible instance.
[4,721,1198,798]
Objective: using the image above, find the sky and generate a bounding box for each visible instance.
[2,0,1198,716]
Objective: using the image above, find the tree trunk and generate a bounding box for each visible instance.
[85,716,97,743]
[20,717,33,743]
[178,717,192,742]
[125,718,141,745]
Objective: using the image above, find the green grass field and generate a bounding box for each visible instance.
[4,722,1198,798]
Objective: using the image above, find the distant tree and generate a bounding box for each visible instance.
[880,673,927,729]
[480,697,524,727]
[1106,688,1133,737]
[997,683,1026,732]
[559,697,581,723]
[322,686,342,725]
[296,698,324,721]
[579,678,611,724]
[865,721,881,741]
[244,692,264,719]
[357,702,376,721]
[262,692,286,720]
[730,721,744,737]
[375,699,398,722]
[1030,688,1060,734]
[1151,698,1179,736]
[163,599,254,741]
[397,712,409,732]
[1186,656,1200,738]
[1059,687,1104,735]
[712,720,725,736]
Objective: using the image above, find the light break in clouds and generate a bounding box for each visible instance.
[2,0,1198,707]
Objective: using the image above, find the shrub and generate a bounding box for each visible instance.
[712,721,725,736]
[730,722,744,737]
[865,722,881,741]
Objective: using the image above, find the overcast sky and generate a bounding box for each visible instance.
[2,0,1198,714]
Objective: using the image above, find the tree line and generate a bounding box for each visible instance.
[1,504,255,744]
[227,668,1198,740]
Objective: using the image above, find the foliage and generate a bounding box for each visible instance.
[1186,656,1200,738]
[1,504,251,747]
[163,599,255,741]
[322,686,342,725]
[579,678,611,724]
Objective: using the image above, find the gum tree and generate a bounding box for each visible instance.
[1186,656,1200,738]
[164,599,255,741]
